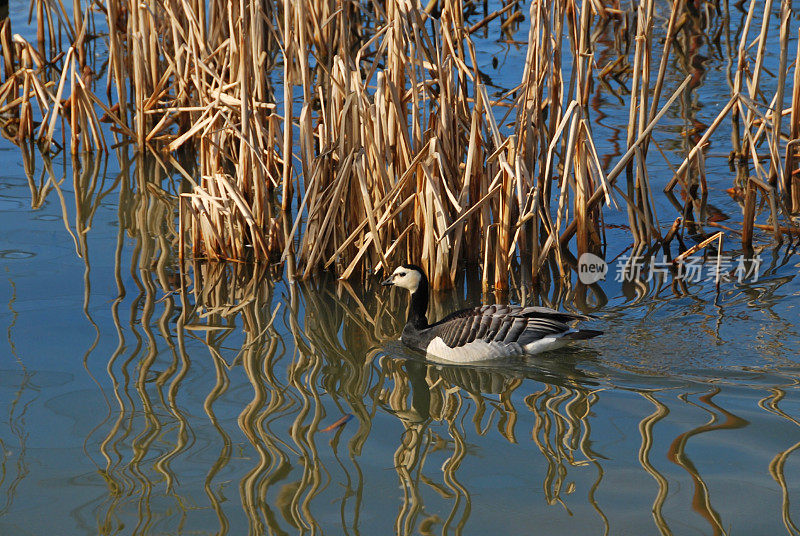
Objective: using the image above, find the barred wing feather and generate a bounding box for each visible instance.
[427,305,576,349]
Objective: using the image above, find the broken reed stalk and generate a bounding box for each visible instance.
[787,27,800,212]
[3,0,800,291]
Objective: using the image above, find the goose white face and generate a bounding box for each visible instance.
[388,266,422,292]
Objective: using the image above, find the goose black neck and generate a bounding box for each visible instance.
[408,279,429,330]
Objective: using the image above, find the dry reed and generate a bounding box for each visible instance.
[2,0,799,290]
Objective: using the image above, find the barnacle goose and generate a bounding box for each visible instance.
[382,264,602,363]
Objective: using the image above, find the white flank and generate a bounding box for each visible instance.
[425,331,574,363]
[426,337,523,363]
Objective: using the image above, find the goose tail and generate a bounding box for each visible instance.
[562,329,603,340]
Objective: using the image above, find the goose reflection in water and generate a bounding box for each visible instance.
[375,341,607,534]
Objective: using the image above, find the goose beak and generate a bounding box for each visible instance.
[381,277,394,287]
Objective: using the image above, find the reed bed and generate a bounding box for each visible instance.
[2,0,799,289]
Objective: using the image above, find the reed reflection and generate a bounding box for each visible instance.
[669,388,747,536]
[0,370,32,520]
[91,149,192,535]
[185,262,287,535]
[65,247,800,535]
[376,351,616,535]
[760,382,800,536]
[5,144,194,531]
[637,391,672,536]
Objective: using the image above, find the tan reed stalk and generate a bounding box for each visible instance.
[7,0,800,290]
[664,96,737,192]
[771,0,790,192]
[562,75,692,245]
[281,0,293,213]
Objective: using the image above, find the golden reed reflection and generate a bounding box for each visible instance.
[375,348,610,535]
[72,250,800,534]
[759,382,800,536]
[94,149,191,535]
[525,379,605,523]
[638,392,672,536]
[6,143,192,533]
[667,388,748,536]
[187,261,288,535]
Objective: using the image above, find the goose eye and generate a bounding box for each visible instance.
[398,272,406,277]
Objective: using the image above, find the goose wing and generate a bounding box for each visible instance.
[427,304,577,349]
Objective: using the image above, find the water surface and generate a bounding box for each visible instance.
[1,147,800,535]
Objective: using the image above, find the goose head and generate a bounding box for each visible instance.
[381,264,426,294]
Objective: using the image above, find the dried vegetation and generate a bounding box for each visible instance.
[2,0,800,290]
